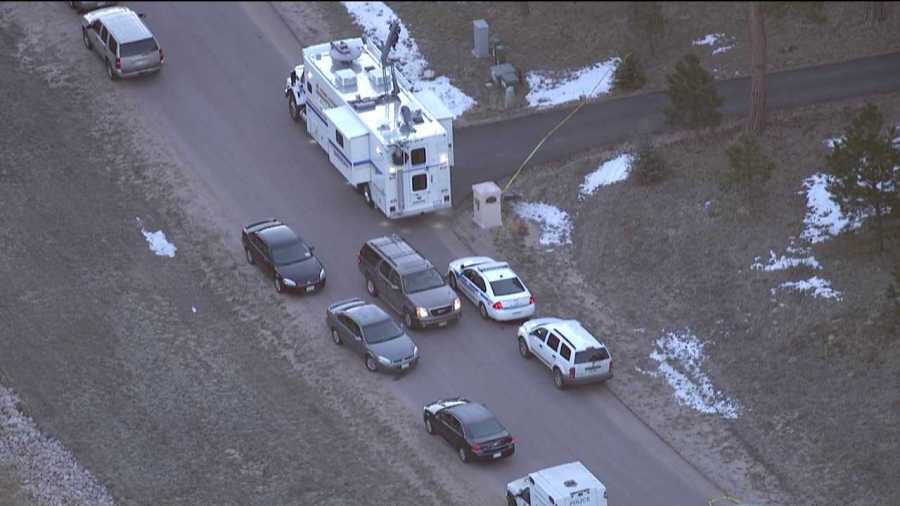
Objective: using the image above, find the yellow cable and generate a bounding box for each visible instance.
[708,495,743,505]
[502,53,631,194]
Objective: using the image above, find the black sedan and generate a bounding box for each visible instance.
[423,398,516,463]
[241,218,325,294]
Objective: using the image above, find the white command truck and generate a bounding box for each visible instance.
[506,462,609,506]
[283,20,455,219]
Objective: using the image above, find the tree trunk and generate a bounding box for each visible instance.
[520,2,530,17]
[866,2,887,25]
[749,1,768,134]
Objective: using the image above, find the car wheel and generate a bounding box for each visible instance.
[82,28,92,50]
[288,95,300,122]
[274,276,283,293]
[245,248,255,265]
[331,328,342,345]
[447,272,457,290]
[518,338,532,359]
[553,368,566,390]
[458,447,470,463]
[479,303,489,320]
[424,416,434,435]
[366,278,378,297]
[106,60,116,81]
[365,355,378,372]
[361,183,374,208]
[404,312,414,329]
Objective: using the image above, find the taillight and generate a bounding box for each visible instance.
[492,301,503,310]
[509,437,517,445]
[115,57,121,69]
[357,254,362,264]
[569,367,576,379]
[159,47,164,64]
[471,443,481,452]
[528,295,535,305]
[609,360,613,370]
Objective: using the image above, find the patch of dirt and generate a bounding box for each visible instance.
[387,1,900,123]
[460,94,900,506]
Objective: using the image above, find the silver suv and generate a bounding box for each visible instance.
[81,6,163,80]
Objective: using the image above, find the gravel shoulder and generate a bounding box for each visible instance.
[0,4,481,505]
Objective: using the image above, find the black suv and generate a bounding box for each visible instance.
[358,235,461,329]
[242,219,325,294]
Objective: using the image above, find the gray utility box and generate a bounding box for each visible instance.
[472,181,502,229]
[473,19,489,58]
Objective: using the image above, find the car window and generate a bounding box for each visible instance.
[91,20,101,32]
[490,277,525,296]
[574,347,610,364]
[108,36,118,55]
[465,416,505,439]
[360,244,379,265]
[120,37,159,57]
[99,24,109,44]
[559,343,572,362]
[378,260,393,280]
[388,269,402,288]
[448,415,462,433]
[411,147,426,165]
[545,333,560,353]
[338,315,360,336]
[532,327,548,342]
[363,318,403,344]
[403,268,445,294]
[270,241,311,265]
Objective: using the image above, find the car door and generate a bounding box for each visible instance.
[254,236,274,275]
[459,269,482,304]
[528,327,550,366]
[90,20,107,57]
[542,332,562,370]
[434,411,452,441]
[444,414,465,449]
[337,315,364,354]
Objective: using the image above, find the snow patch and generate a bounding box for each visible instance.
[641,330,742,419]
[692,33,726,46]
[773,276,843,300]
[712,45,734,55]
[800,173,865,243]
[341,2,476,117]
[0,385,115,506]
[751,249,822,272]
[192,306,197,313]
[580,153,633,196]
[525,59,620,109]
[141,229,176,257]
[512,201,572,247]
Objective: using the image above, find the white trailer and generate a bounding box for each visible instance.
[283,23,454,219]
[506,462,609,506]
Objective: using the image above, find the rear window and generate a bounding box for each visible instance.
[489,277,525,296]
[411,148,426,165]
[574,347,610,364]
[120,38,158,57]
[465,417,505,439]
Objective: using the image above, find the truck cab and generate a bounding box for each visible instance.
[507,462,608,506]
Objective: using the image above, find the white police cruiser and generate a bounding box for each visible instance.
[447,257,535,321]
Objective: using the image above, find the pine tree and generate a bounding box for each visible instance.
[631,142,667,185]
[612,54,647,92]
[627,2,665,57]
[664,54,723,131]
[825,103,900,252]
[722,132,775,206]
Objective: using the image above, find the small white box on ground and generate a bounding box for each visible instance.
[472,181,502,229]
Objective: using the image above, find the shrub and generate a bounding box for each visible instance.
[631,142,667,185]
[721,132,775,206]
[613,54,647,93]
[664,54,723,131]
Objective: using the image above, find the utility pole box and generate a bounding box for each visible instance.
[472,19,489,58]
[472,181,502,229]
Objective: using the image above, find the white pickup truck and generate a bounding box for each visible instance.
[507,462,608,506]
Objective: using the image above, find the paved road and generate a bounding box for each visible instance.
[454,51,900,197]
[117,2,724,504]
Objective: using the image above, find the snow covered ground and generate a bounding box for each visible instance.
[579,153,633,197]
[525,58,620,109]
[800,172,866,244]
[638,330,742,419]
[0,385,115,506]
[774,276,843,301]
[341,2,476,117]
[137,218,176,257]
[511,201,572,248]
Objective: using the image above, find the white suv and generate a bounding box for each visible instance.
[517,318,613,389]
[447,256,535,321]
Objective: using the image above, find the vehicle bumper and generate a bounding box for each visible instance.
[472,445,515,461]
[116,65,162,79]
[379,356,419,373]
[387,199,453,219]
[415,308,462,328]
[489,304,535,322]
[285,278,326,294]
[567,371,614,385]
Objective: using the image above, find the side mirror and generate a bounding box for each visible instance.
[309,246,315,253]
[399,321,406,331]
[137,12,146,18]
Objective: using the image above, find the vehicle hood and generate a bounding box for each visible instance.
[407,285,456,309]
[368,334,416,361]
[276,257,323,284]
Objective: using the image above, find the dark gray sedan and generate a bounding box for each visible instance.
[326,298,419,373]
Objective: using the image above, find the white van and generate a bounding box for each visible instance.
[507,461,608,506]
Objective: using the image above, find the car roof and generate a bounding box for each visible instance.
[446,401,496,424]
[257,224,300,247]
[547,320,606,351]
[477,263,520,283]
[345,304,391,327]
[93,7,154,44]
[368,235,433,274]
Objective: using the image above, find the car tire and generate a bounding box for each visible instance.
[506,492,518,506]
[106,60,117,81]
[361,183,374,208]
[448,272,457,290]
[365,355,378,372]
[82,28,92,50]
[366,278,378,298]
[245,248,255,265]
[458,447,470,463]
[479,303,489,320]
[404,312,415,329]
[288,95,300,122]
[274,276,283,293]
[553,368,566,390]
[331,328,342,345]
[518,338,532,359]
[424,416,434,435]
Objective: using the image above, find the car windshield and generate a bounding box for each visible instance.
[120,38,158,57]
[574,347,610,364]
[490,277,525,296]
[364,318,404,344]
[466,416,505,439]
[403,269,445,294]
[271,242,311,265]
